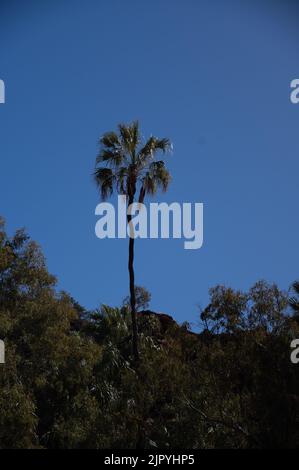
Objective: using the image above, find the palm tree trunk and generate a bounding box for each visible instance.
[127,193,139,363]
[128,235,139,363]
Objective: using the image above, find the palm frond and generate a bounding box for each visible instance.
[118,121,140,158]
[94,167,115,200]
[141,172,157,195]
[137,136,171,165]
[148,161,171,192]
[97,130,126,168]
[289,281,299,313]
[131,120,140,149]
[94,122,172,203]
[292,281,299,295]
[115,166,128,194]
[96,149,125,167]
[289,297,299,313]
[100,131,120,148]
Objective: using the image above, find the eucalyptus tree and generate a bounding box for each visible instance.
[94,121,171,362]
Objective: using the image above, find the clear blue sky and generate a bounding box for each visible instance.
[1,0,299,328]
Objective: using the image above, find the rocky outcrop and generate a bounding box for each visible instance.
[139,310,177,333]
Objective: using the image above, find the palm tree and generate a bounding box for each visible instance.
[94,121,172,362]
[289,281,299,315]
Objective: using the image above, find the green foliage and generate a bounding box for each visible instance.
[0,219,298,448]
[0,220,102,448]
[201,281,289,334]
[94,121,172,202]
[123,286,152,312]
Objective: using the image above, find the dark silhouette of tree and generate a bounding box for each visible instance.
[94,121,171,362]
[289,281,299,317]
